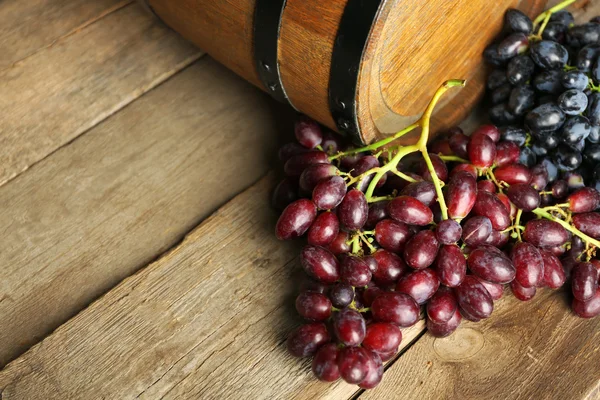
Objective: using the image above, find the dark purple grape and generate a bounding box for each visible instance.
[540,250,566,289]
[299,278,329,295]
[495,141,520,167]
[455,275,494,319]
[435,244,467,287]
[550,10,574,27]
[484,43,507,66]
[507,183,540,211]
[284,151,330,176]
[533,70,563,94]
[462,216,493,247]
[436,219,462,244]
[529,40,568,70]
[403,230,440,270]
[321,131,342,155]
[553,146,583,172]
[511,242,543,288]
[372,249,407,285]
[358,351,384,389]
[510,279,536,301]
[468,245,516,284]
[301,245,340,283]
[363,255,378,274]
[272,178,298,210]
[584,144,600,165]
[567,23,600,48]
[473,191,511,231]
[500,126,527,146]
[276,199,317,240]
[498,33,529,59]
[558,90,589,116]
[508,85,535,116]
[329,283,354,308]
[287,323,330,357]
[572,212,600,238]
[489,102,519,126]
[299,163,338,193]
[328,231,351,255]
[396,268,440,305]
[296,292,332,321]
[427,286,458,323]
[418,153,448,182]
[427,308,462,338]
[562,70,588,91]
[333,308,366,346]
[388,196,433,226]
[524,219,569,247]
[365,201,388,229]
[572,262,599,302]
[468,133,497,168]
[279,142,309,162]
[374,219,410,253]
[400,181,437,207]
[338,189,368,231]
[362,322,402,354]
[542,22,566,42]
[505,9,532,34]
[568,187,600,213]
[449,132,469,158]
[507,55,534,86]
[295,116,323,149]
[529,164,548,191]
[337,347,370,384]
[519,147,537,168]
[472,276,504,300]
[313,175,347,210]
[307,211,339,246]
[312,343,340,382]
[341,256,372,287]
[587,92,600,126]
[577,44,600,72]
[525,104,566,135]
[572,289,600,318]
[446,171,477,220]
[371,292,419,327]
[487,69,509,90]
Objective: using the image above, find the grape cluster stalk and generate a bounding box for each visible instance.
[273,4,600,391]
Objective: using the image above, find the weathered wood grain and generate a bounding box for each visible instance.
[359,289,600,400]
[0,0,129,69]
[0,2,201,186]
[0,175,423,399]
[0,59,293,368]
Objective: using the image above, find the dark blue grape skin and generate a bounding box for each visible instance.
[540,157,559,182]
[500,126,527,146]
[508,85,535,116]
[490,103,519,126]
[587,92,600,126]
[505,9,533,34]
[584,144,600,165]
[537,132,559,150]
[487,69,509,90]
[533,70,564,94]
[560,115,592,145]
[532,143,548,157]
[567,23,600,48]
[525,104,566,135]
[594,57,600,84]
[491,84,513,105]
[530,40,568,70]
[558,90,589,115]
[562,70,589,91]
[588,125,600,143]
[577,44,600,72]
[498,33,529,59]
[519,147,537,168]
[550,10,574,27]
[506,55,534,86]
[542,22,566,43]
[553,148,583,172]
[484,43,508,67]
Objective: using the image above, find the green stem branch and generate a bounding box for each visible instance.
[533,208,600,249]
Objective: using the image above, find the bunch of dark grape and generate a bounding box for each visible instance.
[484,1,600,190]
[273,78,600,389]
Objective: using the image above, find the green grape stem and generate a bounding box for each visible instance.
[532,0,577,39]
[532,208,600,250]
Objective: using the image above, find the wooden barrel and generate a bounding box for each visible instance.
[144,0,546,144]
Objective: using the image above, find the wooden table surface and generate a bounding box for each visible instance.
[1,0,600,399]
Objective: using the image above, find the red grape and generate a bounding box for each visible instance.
[507,183,540,211]
[362,322,402,354]
[352,156,381,192]
[461,216,493,246]
[472,276,504,300]
[296,292,332,321]
[279,142,309,162]
[371,292,420,327]
[321,131,342,155]
[372,249,407,285]
[468,132,497,168]
[299,278,330,295]
[312,343,341,382]
[484,230,510,248]
[510,279,536,301]
[396,268,440,304]
[272,178,298,210]
[374,219,410,253]
[540,250,566,289]
[313,175,347,210]
[468,245,516,284]
[435,244,467,287]
[436,219,463,244]
[363,255,378,274]
[523,219,569,247]
[446,171,477,219]
[362,283,384,307]
[388,196,433,226]
[567,187,600,213]
[427,308,462,337]
[328,231,351,255]
[511,242,543,288]
[449,132,469,158]
[427,286,458,323]
[494,163,532,185]
[496,193,516,218]
[455,275,494,319]
[299,163,339,193]
[572,289,600,318]
[276,199,317,240]
[450,163,478,179]
[551,180,568,199]
[400,181,437,207]
[477,180,497,194]
[301,245,340,283]
[366,201,389,229]
[284,151,329,176]
[295,116,323,149]
[419,153,448,182]
[378,349,398,362]
[287,323,330,357]
[338,189,368,231]
[572,262,599,302]
[403,230,440,269]
[333,308,366,346]
[473,124,500,142]
[495,141,520,167]
[337,347,370,384]
[341,256,372,287]
[459,306,481,322]
[329,283,354,308]
[473,191,511,230]
[358,351,384,389]
[572,213,600,238]
[308,211,339,246]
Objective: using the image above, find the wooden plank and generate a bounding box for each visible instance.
[0,0,129,69]
[359,290,600,400]
[0,2,201,186]
[0,58,293,368]
[0,175,423,399]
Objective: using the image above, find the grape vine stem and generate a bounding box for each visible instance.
[532,208,600,249]
[532,0,576,39]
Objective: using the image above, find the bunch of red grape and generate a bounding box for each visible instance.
[484,3,600,189]
[273,108,600,389]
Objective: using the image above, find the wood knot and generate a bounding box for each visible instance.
[432,327,485,362]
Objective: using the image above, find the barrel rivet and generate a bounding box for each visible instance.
[269,82,279,91]
[336,99,346,110]
[261,61,271,72]
[338,119,350,130]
